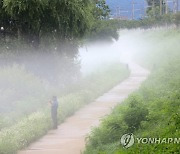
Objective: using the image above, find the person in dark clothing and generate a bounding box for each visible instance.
[49,96,59,129]
[126,64,129,70]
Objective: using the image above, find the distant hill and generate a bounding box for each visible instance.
[106,0,147,19]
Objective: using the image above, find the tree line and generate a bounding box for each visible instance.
[0,0,110,50]
[1,0,179,52]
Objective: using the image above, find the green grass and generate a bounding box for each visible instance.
[0,64,50,129]
[84,28,180,154]
[0,63,129,154]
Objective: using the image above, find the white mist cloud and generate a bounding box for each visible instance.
[79,29,148,75]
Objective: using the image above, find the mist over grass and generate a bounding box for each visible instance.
[84,28,180,154]
[0,62,130,154]
[1,20,179,154]
[79,31,139,75]
[0,24,133,153]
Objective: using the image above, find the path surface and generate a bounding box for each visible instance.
[18,63,149,154]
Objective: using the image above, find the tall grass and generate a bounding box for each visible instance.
[84,29,180,154]
[0,64,50,129]
[0,63,129,154]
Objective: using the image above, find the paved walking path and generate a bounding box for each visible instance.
[18,63,149,154]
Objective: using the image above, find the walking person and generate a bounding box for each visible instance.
[49,96,59,129]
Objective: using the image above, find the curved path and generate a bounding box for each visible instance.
[18,63,149,154]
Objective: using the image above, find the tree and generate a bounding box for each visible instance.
[2,0,48,48]
[146,0,166,17]
[123,95,149,132]
[174,13,180,27]
[92,0,110,20]
[0,0,112,50]
[1,0,94,49]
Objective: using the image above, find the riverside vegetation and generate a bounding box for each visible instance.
[0,63,129,154]
[0,1,127,153]
[84,29,180,154]
[1,1,180,154]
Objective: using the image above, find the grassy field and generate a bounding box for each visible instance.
[0,63,129,154]
[84,29,180,154]
[0,64,50,129]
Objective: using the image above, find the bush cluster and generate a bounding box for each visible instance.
[84,29,180,154]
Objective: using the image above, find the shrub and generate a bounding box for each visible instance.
[84,28,180,154]
[123,95,149,132]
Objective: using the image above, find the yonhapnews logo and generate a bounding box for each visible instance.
[120,133,180,148]
[120,133,135,148]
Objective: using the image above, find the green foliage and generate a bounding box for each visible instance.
[123,96,149,132]
[84,29,180,154]
[0,64,49,128]
[0,0,112,49]
[92,0,110,20]
[0,111,50,154]
[1,0,93,47]
[87,20,119,41]
[146,0,166,17]
[0,63,130,154]
[174,13,180,26]
[105,13,177,30]
[85,93,149,154]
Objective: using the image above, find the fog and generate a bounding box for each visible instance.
[79,26,179,76]
[1,27,176,128]
[79,29,148,75]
